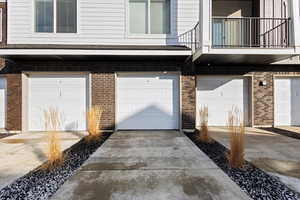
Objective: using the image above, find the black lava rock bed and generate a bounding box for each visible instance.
[185,132,300,200]
[0,133,112,200]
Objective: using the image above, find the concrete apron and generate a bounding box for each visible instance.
[52,131,250,200]
[0,131,86,190]
[208,127,300,194]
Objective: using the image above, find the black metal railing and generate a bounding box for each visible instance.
[178,17,291,51]
[178,22,200,51]
[212,17,291,48]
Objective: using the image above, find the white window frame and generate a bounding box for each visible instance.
[126,0,174,38]
[33,0,79,34]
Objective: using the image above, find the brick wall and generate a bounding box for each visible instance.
[2,60,182,131]
[195,64,300,127]
[252,72,274,126]
[181,74,196,129]
[252,71,300,126]
[181,60,196,130]
[4,59,300,130]
[92,73,115,130]
[6,74,22,131]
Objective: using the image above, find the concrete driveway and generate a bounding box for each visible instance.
[209,127,300,193]
[52,131,250,200]
[0,131,85,190]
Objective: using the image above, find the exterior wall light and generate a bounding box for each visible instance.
[259,81,267,86]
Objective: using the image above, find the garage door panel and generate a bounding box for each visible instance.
[29,74,88,131]
[117,73,179,130]
[275,78,300,126]
[197,76,249,126]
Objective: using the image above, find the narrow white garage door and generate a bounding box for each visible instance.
[274,77,300,126]
[0,78,6,129]
[117,73,179,130]
[197,76,249,126]
[28,74,88,131]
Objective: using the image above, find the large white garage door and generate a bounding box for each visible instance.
[0,78,6,129]
[274,77,300,126]
[197,76,249,126]
[117,73,179,130]
[28,74,88,131]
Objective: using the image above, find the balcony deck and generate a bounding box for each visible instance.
[179,17,297,65]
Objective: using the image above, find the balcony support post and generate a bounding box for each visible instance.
[289,0,300,52]
[199,0,211,53]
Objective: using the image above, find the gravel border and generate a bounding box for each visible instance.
[0,133,112,200]
[185,131,300,200]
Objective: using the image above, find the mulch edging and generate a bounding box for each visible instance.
[184,131,300,200]
[0,132,113,200]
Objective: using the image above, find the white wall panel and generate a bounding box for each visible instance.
[274,78,300,126]
[197,76,250,126]
[7,0,199,45]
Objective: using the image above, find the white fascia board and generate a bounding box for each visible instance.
[209,48,297,55]
[0,49,192,56]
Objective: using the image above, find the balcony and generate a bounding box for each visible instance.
[212,17,290,48]
[178,0,300,65]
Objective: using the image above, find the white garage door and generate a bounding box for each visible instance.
[0,78,6,129]
[274,77,300,126]
[28,74,88,131]
[117,73,179,130]
[197,76,249,126]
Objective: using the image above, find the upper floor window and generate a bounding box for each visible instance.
[35,0,77,33]
[129,0,170,34]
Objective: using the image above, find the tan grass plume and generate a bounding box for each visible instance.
[86,105,103,141]
[197,106,212,143]
[226,107,245,168]
[43,107,64,170]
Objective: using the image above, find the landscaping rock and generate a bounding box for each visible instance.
[185,132,300,200]
[0,133,112,200]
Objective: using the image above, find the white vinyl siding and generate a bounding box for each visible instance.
[7,0,199,45]
[0,78,6,129]
[117,73,179,130]
[197,76,249,126]
[274,77,300,126]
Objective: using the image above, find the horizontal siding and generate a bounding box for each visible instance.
[7,0,199,45]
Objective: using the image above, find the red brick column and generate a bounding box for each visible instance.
[252,72,274,126]
[181,73,196,130]
[91,72,115,130]
[6,74,22,131]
